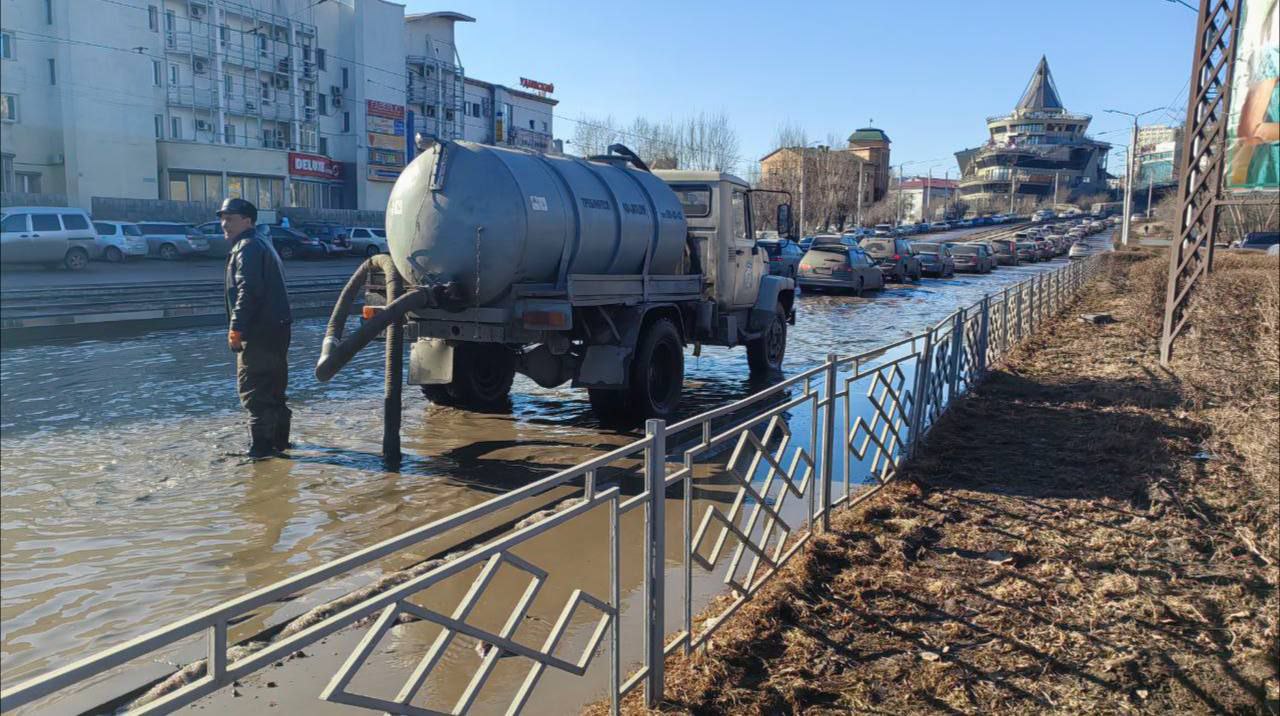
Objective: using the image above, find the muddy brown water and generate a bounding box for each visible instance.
[1,230,1088,711]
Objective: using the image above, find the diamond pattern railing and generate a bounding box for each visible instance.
[1,258,1101,716]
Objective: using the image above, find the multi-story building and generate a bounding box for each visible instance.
[0,0,556,213]
[1134,124,1183,187]
[758,126,892,212]
[896,177,958,222]
[955,57,1111,209]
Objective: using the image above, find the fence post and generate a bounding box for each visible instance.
[949,311,964,399]
[644,419,667,707]
[821,354,837,532]
[978,296,990,376]
[908,329,934,457]
[1002,288,1011,356]
[1015,286,1024,342]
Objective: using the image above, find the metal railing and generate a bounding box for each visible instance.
[0,257,1102,715]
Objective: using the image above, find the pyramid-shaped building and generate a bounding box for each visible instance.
[954,57,1111,209]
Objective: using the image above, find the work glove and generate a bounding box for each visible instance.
[228,329,244,352]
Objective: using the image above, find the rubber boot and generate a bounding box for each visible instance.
[273,413,293,453]
[247,426,275,459]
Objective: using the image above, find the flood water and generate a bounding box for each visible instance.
[1,231,1082,709]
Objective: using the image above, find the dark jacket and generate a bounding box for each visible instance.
[225,228,292,338]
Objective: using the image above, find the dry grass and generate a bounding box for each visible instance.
[592,252,1279,715]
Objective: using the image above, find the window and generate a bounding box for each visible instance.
[93,221,115,236]
[47,59,55,85]
[170,116,181,139]
[169,64,178,84]
[342,111,349,133]
[671,185,710,218]
[32,214,60,231]
[470,102,480,118]
[154,114,163,138]
[1,94,16,122]
[0,33,11,60]
[425,105,436,118]
[45,0,53,24]
[257,34,268,52]
[1,153,13,190]
[303,90,313,108]
[528,119,535,130]
[260,80,271,100]
[148,5,158,30]
[445,109,454,121]
[165,8,175,31]
[731,191,748,242]
[341,67,348,89]
[60,213,88,230]
[224,124,235,144]
[153,60,162,86]
[219,25,229,43]
[223,74,232,96]
[541,121,548,132]
[316,48,325,70]
[2,213,29,232]
[318,93,327,115]
[318,136,327,156]
[302,44,311,61]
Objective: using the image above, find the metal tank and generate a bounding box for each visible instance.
[385,140,688,306]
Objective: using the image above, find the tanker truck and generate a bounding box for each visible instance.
[351,141,796,425]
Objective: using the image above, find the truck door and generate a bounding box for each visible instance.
[727,188,763,307]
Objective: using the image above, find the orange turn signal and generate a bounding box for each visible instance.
[362,306,380,320]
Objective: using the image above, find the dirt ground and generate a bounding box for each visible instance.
[609,252,1279,715]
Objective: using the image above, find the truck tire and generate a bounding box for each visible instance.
[445,343,515,410]
[747,305,787,375]
[589,317,684,426]
[419,384,454,405]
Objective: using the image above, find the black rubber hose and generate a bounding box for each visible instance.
[315,286,429,382]
[382,258,405,465]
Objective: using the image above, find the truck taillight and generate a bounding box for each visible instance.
[892,254,901,260]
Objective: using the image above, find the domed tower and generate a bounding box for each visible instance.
[847,127,892,202]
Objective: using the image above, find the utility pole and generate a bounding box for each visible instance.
[1146,178,1155,219]
[855,163,865,227]
[1053,171,1060,206]
[925,167,932,222]
[894,163,905,227]
[1008,167,1016,215]
[1106,106,1162,247]
[798,152,806,238]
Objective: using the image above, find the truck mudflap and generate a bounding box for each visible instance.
[409,338,453,385]
[749,275,797,330]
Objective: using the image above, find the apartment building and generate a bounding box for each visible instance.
[1,0,557,213]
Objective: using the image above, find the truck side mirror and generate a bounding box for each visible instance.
[776,203,792,238]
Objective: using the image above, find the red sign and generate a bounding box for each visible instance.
[288,152,341,180]
[519,77,554,94]
[366,99,405,119]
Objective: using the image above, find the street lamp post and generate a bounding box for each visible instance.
[796,140,826,236]
[1105,107,1163,246]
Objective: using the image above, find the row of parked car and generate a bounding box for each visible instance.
[757,216,1110,296]
[0,205,389,270]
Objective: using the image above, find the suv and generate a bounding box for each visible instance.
[136,222,209,260]
[862,237,922,282]
[348,226,388,257]
[1,207,101,270]
[92,221,149,262]
[990,238,1019,265]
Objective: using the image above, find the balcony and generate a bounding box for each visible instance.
[987,109,1092,124]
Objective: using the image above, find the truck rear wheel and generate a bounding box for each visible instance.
[589,317,684,426]
[449,343,515,409]
[747,305,787,375]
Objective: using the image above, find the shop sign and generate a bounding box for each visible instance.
[519,77,554,94]
[367,116,404,136]
[368,132,404,150]
[366,99,405,119]
[367,166,402,182]
[369,148,404,166]
[288,152,341,179]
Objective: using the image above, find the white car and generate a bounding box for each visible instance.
[347,226,388,257]
[93,221,149,262]
[135,222,209,260]
[0,206,101,270]
[1068,242,1090,259]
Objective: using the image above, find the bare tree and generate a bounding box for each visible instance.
[571,114,620,158]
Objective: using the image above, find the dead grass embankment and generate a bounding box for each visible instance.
[596,251,1278,714]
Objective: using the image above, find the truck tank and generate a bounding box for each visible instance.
[386,141,689,307]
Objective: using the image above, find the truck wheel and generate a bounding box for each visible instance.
[420,384,454,405]
[747,305,787,375]
[446,343,515,410]
[590,318,684,426]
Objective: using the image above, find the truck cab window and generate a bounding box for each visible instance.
[731,190,748,243]
[671,186,710,218]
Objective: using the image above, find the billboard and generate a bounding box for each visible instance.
[1224,0,1280,191]
[288,152,341,180]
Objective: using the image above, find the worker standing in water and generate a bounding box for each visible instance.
[219,198,293,458]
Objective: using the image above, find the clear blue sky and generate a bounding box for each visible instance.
[406,0,1198,176]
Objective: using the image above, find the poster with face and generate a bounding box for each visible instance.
[1225,0,1280,190]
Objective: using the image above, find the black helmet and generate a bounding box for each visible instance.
[216,197,258,223]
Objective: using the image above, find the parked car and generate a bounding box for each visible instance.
[810,234,860,249]
[798,236,816,251]
[990,238,1020,266]
[1231,231,1280,253]
[193,220,235,258]
[347,226,389,257]
[1016,241,1040,262]
[0,206,100,270]
[872,224,895,237]
[912,242,956,278]
[296,222,352,257]
[930,221,953,232]
[1034,239,1056,261]
[1068,242,1091,260]
[257,224,327,259]
[862,237,922,282]
[950,243,995,273]
[92,221,149,262]
[758,238,805,278]
[136,222,209,260]
[796,244,884,295]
